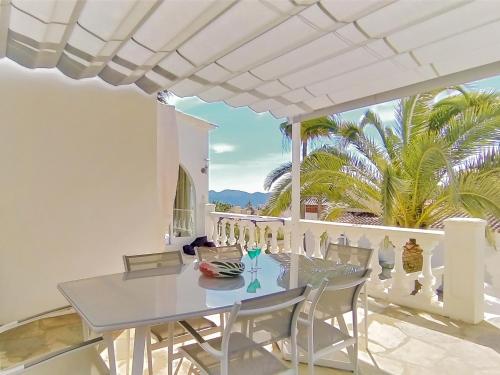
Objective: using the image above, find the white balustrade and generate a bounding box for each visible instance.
[206,207,487,320]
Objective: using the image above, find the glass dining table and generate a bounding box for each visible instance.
[58,253,363,375]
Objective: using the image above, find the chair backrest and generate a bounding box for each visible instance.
[312,269,371,317]
[222,285,312,352]
[195,244,243,262]
[123,251,183,272]
[324,243,374,269]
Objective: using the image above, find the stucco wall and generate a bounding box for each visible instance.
[0,61,163,322]
[175,111,214,242]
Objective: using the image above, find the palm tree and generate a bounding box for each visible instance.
[263,88,500,231]
[264,116,338,190]
[279,116,339,159]
[157,90,172,104]
[266,116,338,217]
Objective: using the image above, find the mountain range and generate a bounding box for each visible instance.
[209,189,271,208]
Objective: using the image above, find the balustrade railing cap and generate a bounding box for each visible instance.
[444,218,487,226]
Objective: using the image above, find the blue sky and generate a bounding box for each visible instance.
[174,75,500,193]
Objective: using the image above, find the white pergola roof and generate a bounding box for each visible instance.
[1,0,500,121]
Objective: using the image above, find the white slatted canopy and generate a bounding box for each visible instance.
[1,0,499,121]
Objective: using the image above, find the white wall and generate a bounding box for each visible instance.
[175,111,214,242]
[0,61,163,322]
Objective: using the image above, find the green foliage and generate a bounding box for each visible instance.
[264,88,500,231]
[280,116,339,157]
[213,201,233,212]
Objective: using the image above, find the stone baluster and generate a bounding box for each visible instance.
[256,223,267,251]
[247,224,256,249]
[325,231,339,261]
[228,220,236,245]
[269,223,280,253]
[283,224,291,253]
[238,223,247,250]
[311,228,324,258]
[389,237,410,297]
[416,238,438,302]
[363,234,385,293]
[220,219,228,246]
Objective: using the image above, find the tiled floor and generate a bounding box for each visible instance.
[2,298,500,374]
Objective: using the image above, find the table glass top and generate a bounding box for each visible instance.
[58,254,363,332]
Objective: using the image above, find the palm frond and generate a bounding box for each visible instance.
[263,161,292,191]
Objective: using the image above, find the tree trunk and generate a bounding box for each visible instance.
[302,140,308,159]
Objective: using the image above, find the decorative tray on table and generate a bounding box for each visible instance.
[199,260,245,278]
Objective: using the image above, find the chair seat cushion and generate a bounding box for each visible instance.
[180,332,291,375]
[150,317,216,341]
[297,314,353,353]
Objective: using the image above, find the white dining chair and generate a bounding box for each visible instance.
[122,251,219,375]
[0,308,107,375]
[195,244,244,262]
[324,244,373,348]
[179,285,312,375]
[297,269,371,375]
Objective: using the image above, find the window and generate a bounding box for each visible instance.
[173,166,195,237]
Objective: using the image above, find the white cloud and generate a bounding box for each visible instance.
[211,143,237,154]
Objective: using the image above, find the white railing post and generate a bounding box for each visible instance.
[220,219,228,246]
[311,228,324,258]
[205,204,216,241]
[238,223,247,250]
[269,223,280,253]
[228,220,236,245]
[443,218,486,324]
[283,222,291,253]
[364,235,385,293]
[389,238,411,297]
[416,239,438,302]
[256,223,267,251]
[248,224,256,249]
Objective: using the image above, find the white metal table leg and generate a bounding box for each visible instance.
[103,332,117,375]
[131,326,148,375]
[168,322,174,375]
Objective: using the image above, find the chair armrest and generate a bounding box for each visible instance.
[1,305,74,334]
[178,320,206,344]
[179,320,224,359]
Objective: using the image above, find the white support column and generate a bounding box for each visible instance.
[443,218,486,324]
[291,120,301,255]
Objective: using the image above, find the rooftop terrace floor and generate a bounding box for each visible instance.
[2,297,500,374]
